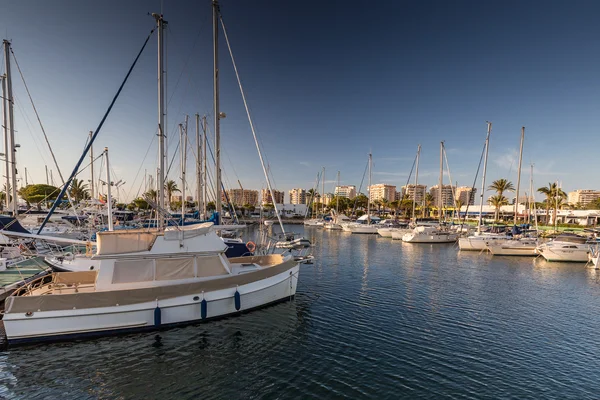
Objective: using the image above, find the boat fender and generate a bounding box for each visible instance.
[154,305,161,327]
[246,241,256,253]
[234,289,241,311]
[201,299,207,319]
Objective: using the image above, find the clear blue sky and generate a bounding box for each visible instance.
[1,0,599,203]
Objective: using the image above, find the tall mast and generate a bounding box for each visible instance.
[202,115,208,217]
[89,131,95,199]
[24,167,27,186]
[180,123,187,222]
[439,141,443,225]
[412,145,421,221]
[45,165,48,185]
[477,122,492,233]
[367,153,372,224]
[4,40,17,216]
[336,171,340,214]
[322,166,325,216]
[105,147,114,231]
[1,75,10,211]
[514,127,525,226]
[213,0,222,218]
[154,13,167,228]
[195,114,202,214]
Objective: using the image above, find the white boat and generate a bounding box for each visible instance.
[350,224,379,234]
[458,232,510,251]
[323,222,342,230]
[487,238,538,256]
[536,234,590,262]
[401,225,459,243]
[3,223,300,345]
[390,228,413,240]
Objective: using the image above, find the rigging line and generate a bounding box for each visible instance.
[442,145,457,206]
[37,26,156,234]
[404,153,418,189]
[351,158,370,217]
[11,96,49,166]
[459,142,487,229]
[125,135,156,202]
[219,13,285,234]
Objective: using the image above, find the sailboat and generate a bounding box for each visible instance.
[1,3,301,345]
[402,142,459,243]
[324,171,344,230]
[349,153,379,234]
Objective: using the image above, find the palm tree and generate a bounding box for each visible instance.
[488,179,515,199]
[69,178,90,203]
[390,200,399,219]
[454,199,464,221]
[537,183,566,225]
[144,189,157,202]
[381,198,390,217]
[423,193,434,218]
[165,180,180,209]
[488,195,508,221]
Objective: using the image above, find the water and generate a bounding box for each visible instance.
[1,226,600,399]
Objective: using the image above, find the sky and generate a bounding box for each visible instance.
[1,0,600,203]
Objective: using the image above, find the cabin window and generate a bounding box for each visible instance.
[112,259,154,283]
[155,258,195,281]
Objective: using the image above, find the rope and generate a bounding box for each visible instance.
[37,27,156,234]
[459,140,487,231]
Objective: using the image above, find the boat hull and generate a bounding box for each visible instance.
[402,233,459,243]
[350,226,379,234]
[487,243,537,256]
[537,247,589,262]
[458,237,508,251]
[3,263,299,345]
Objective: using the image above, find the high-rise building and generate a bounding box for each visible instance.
[222,189,258,207]
[455,186,477,205]
[289,188,307,205]
[568,189,600,206]
[401,184,427,204]
[261,189,284,205]
[429,185,455,207]
[334,185,356,199]
[368,184,396,203]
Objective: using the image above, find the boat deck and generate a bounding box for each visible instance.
[0,257,50,302]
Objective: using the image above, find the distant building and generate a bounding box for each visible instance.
[429,185,455,207]
[401,184,427,204]
[315,193,334,206]
[335,185,357,200]
[223,189,258,207]
[567,190,600,207]
[455,186,477,206]
[289,188,307,205]
[170,195,194,203]
[261,189,284,205]
[369,184,396,203]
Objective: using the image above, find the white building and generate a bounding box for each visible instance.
[429,184,455,207]
[401,184,427,204]
[288,188,306,205]
[455,186,477,206]
[567,190,600,207]
[368,184,396,203]
[335,185,356,200]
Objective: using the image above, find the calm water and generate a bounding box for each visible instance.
[1,226,600,399]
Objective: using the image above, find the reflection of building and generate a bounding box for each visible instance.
[289,188,306,205]
[368,184,396,202]
[261,189,284,205]
[335,185,356,199]
[401,184,427,204]
[429,185,455,207]
[222,189,258,207]
[455,186,477,205]
[568,190,600,206]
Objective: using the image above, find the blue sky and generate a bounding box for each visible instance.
[1,0,599,203]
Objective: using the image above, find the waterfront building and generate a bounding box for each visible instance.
[429,185,455,207]
[316,193,334,206]
[223,189,258,207]
[261,189,284,205]
[289,188,307,205]
[567,189,600,207]
[455,186,477,205]
[369,184,396,203]
[334,185,356,199]
[401,184,427,204]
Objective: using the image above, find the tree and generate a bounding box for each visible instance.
[207,201,216,211]
[488,179,515,199]
[355,194,368,212]
[144,189,157,202]
[400,194,414,218]
[488,195,508,221]
[454,199,464,220]
[423,193,434,218]
[165,180,180,209]
[69,178,90,203]
[381,198,390,217]
[537,183,566,225]
[133,197,150,210]
[19,184,61,210]
[390,200,399,219]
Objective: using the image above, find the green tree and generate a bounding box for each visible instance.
[454,199,464,220]
[537,183,566,225]
[19,184,61,210]
[488,194,508,221]
[164,180,180,209]
[69,178,90,203]
[144,189,157,202]
[390,200,399,219]
[423,193,434,218]
[207,201,216,211]
[133,197,150,210]
[488,179,515,199]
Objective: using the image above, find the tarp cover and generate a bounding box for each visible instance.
[96,230,158,255]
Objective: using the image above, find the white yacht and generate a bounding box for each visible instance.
[487,238,538,256]
[401,225,459,243]
[536,233,590,262]
[2,223,300,345]
[458,231,511,251]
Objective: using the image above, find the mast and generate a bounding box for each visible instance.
[439,141,443,225]
[367,153,372,224]
[336,171,340,214]
[213,0,222,218]
[153,13,167,228]
[105,147,114,231]
[202,115,207,217]
[411,145,421,221]
[4,40,17,216]
[477,122,492,233]
[195,114,202,214]
[180,123,187,223]
[89,131,95,199]
[514,127,525,226]
[1,75,9,211]
[322,166,325,216]
[24,167,27,186]
[45,165,48,185]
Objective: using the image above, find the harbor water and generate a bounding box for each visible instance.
[1,225,599,399]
